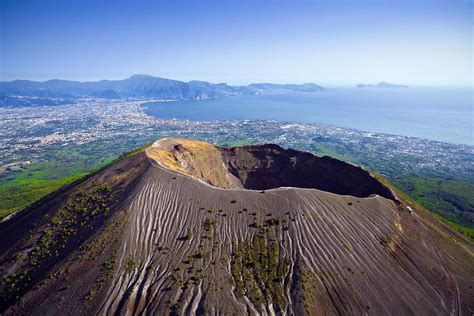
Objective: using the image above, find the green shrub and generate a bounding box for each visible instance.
[124,257,138,273]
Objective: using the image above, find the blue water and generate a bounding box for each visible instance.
[143,87,473,145]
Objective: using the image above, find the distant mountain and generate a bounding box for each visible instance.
[88,89,121,99]
[357,81,408,88]
[0,75,324,104]
[247,82,324,92]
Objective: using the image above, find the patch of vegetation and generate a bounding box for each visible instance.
[0,270,31,303]
[264,218,280,226]
[431,213,474,242]
[170,301,182,315]
[0,182,113,306]
[373,173,474,242]
[193,250,205,259]
[0,163,87,218]
[249,222,262,229]
[230,227,290,312]
[29,183,113,267]
[296,265,317,314]
[83,214,125,303]
[379,236,390,247]
[0,139,150,219]
[124,256,138,273]
[203,219,216,232]
[80,212,125,261]
[393,177,474,227]
[216,138,257,147]
[297,143,357,164]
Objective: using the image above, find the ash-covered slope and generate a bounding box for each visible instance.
[0,138,473,315]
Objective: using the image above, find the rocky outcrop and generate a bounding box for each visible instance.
[219,144,396,199]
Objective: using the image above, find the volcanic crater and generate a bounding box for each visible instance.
[0,138,472,315]
[146,138,396,200]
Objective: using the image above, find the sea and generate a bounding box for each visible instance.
[143,87,473,146]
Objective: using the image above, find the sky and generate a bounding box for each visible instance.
[0,0,472,86]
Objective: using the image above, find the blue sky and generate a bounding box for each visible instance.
[0,0,472,85]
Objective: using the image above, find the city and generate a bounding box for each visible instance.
[1,98,472,181]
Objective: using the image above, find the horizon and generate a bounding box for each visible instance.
[1,73,472,89]
[1,1,474,312]
[1,0,472,86]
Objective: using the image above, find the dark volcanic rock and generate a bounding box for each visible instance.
[219,144,396,199]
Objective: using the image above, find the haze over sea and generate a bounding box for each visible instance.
[144,87,473,146]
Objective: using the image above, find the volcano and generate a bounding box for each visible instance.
[0,138,472,315]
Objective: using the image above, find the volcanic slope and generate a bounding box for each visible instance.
[0,138,473,315]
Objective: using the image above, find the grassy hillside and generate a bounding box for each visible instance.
[0,163,86,218]
[393,178,474,225]
[0,142,153,219]
[373,173,474,242]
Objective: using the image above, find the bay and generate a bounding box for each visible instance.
[143,87,473,145]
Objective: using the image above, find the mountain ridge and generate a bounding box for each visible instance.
[0,75,324,103]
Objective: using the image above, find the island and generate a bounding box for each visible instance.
[357,81,408,88]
